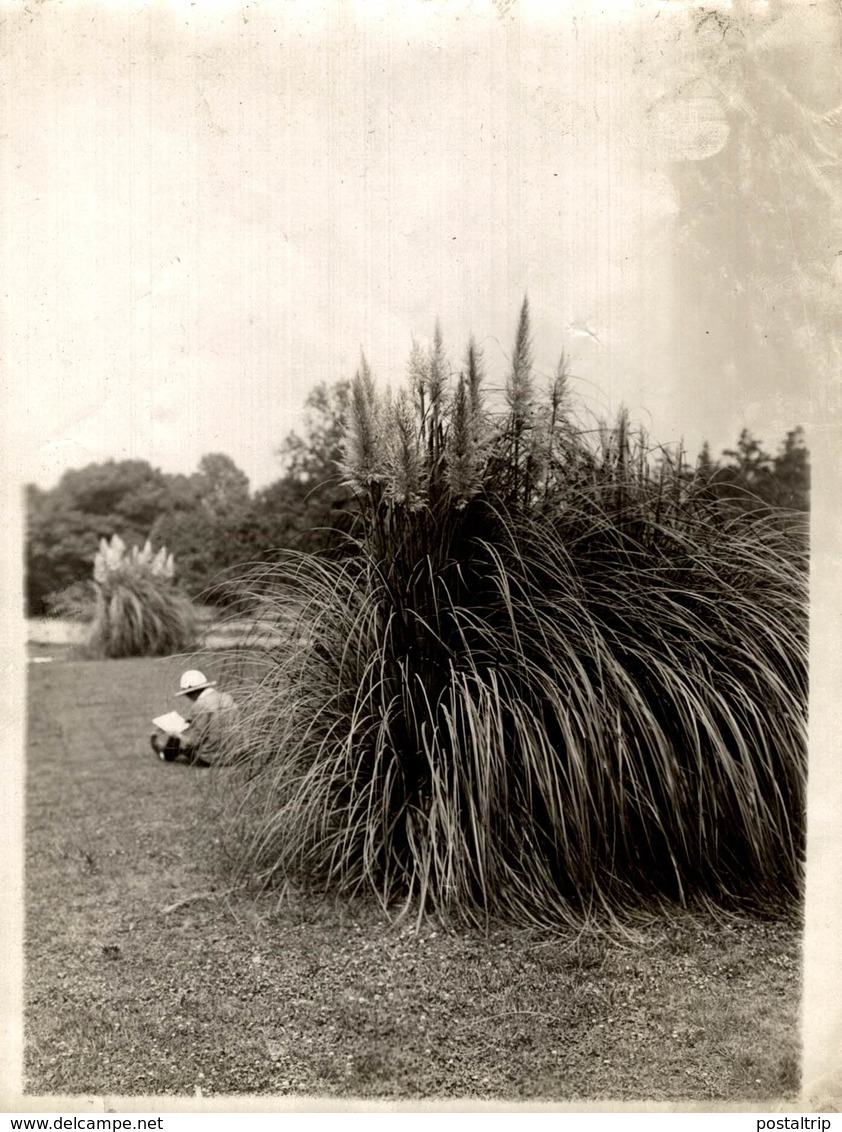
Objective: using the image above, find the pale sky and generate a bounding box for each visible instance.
[3,0,837,491]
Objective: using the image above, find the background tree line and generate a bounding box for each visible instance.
[24,381,352,617]
[24,377,809,617]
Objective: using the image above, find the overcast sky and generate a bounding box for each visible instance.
[3,0,837,491]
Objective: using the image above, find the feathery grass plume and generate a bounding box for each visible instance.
[408,338,429,424]
[386,390,426,509]
[339,354,386,493]
[532,351,574,504]
[87,534,195,658]
[223,304,808,931]
[426,321,448,453]
[465,336,485,421]
[543,348,583,500]
[501,295,537,505]
[444,374,484,507]
[507,295,533,410]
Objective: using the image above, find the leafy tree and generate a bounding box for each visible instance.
[25,453,257,615]
[696,440,716,482]
[718,428,777,508]
[697,427,810,514]
[26,460,174,615]
[151,505,219,602]
[195,453,251,522]
[152,453,254,602]
[772,427,810,512]
[278,380,350,484]
[259,380,355,556]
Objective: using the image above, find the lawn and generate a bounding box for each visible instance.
[24,653,801,1102]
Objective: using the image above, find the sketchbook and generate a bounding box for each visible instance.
[151,710,189,735]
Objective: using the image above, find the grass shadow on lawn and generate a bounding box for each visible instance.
[24,655,801,1101]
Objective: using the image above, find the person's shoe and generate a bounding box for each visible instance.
[151,734,178,761]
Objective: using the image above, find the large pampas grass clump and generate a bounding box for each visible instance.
[224,303,808,929]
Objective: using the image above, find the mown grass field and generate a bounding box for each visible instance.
[25,653,801,1102]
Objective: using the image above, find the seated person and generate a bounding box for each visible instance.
[150,669,236,767]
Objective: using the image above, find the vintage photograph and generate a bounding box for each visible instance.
[4,0,840,1112]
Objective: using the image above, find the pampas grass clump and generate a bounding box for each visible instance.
[225,303,808,928]
[87,534,196,658]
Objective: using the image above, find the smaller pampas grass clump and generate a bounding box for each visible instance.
[87,534,196,658]
[224,302,808,930]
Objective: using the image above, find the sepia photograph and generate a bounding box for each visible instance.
[2,0,841,1115]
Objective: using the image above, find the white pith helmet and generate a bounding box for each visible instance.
[175,669,217,696]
